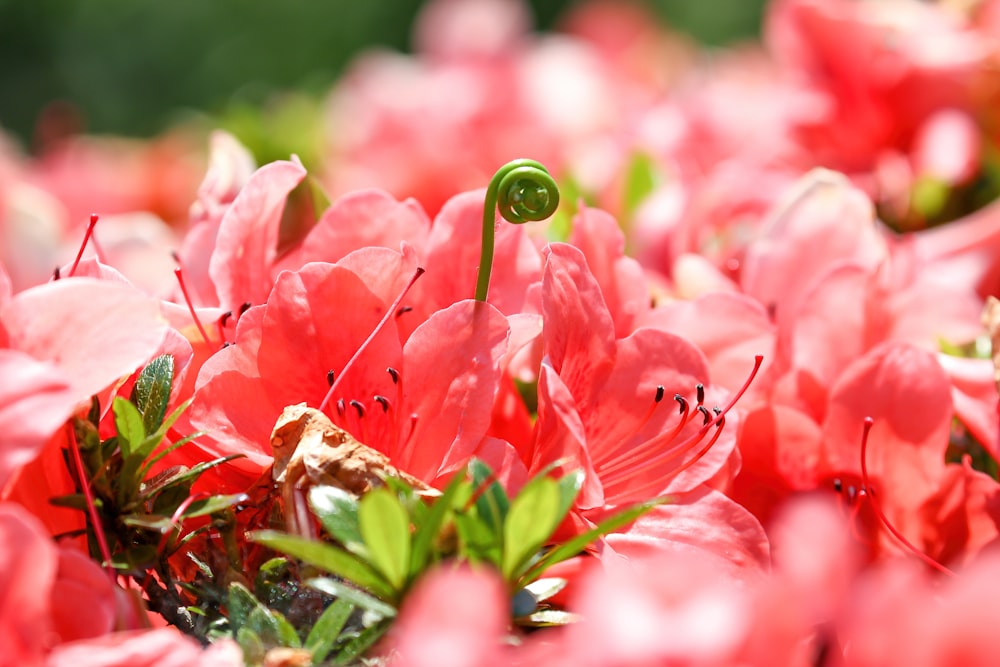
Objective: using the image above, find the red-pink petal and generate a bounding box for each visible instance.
[208,159,306,311]
[3,278,168,401]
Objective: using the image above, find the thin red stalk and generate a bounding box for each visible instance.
[67,214,99,277]
[599,355,763,477]
[320,267,425,413]
[66,422,117,583]
[859,417,955,577]
[173,267,212,346]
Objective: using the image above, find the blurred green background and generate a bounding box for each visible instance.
[0,0,766,151]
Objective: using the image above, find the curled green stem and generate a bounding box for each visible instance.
[476,159,560,302]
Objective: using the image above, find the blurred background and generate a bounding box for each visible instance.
[0,0,766,150]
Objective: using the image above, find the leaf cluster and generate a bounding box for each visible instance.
[251,459,665,659]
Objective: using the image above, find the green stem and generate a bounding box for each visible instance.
[476,159,560,302]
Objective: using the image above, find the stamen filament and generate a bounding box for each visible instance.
[173,267,212,346]
[859,417,955,577]
[68,214,100,277]
[66,422,116,583]
[319,267,424,413]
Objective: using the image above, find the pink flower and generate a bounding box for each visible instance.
[0,502,117,664]
[0,277,168,492]
[386,566,509,667]
[189,252,512,486]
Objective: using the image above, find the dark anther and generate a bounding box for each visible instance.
[387,367,400,384]
[396,305,413,317]
[833,478,843,493]
[697,405,712,425]
[221,342,232,349]
[336,399,346,416]
[374,395,390,412]
[350,400,365,418]
[674,394,688,414]
[170,250,181,263]
[654,385,665,403]
[696,384,705,405]
[713,406,722,415]
[220,311,233,328]
[52,266,61,281]
[239,301,252,316]
[327,370,336,387]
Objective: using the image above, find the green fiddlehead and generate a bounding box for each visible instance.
[476,159,560,302]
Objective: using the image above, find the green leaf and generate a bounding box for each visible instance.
[246,605,300,648]
[113,396,146,459]
[179,493,248,519]
[454,512,501,565]
[468,458,509,535]
[333,619,392,666]
[121,514,175,532]
[251,530,395,602]
[136,428,202,482]
[305,598,354,663]
[308,486,367,558]
[555,470,584,524]
[409,471,467,577]
[131,354,174,435]
[502,477,561,580]
[137,454,244,502]
[622,151,661,221]
[227,582,259,635]
[307,577,397,619]
[519,498,668,586]
[358,488,411,591]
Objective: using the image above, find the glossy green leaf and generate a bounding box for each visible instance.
[409,471,467,577]
[131,354,174,435]
[468,458,509,536]
[305,598,354,663]
[136,454,243,502]
[333,620,392,666]
[113,396,145,459]
[519,498,668,586]
[251,530,395,601]
[453,511,500,565]
[246,606,300,648]
[555,470,584,524]
[307,577,397,619]
[308,486,367,558]
[502,477,561,580]
[180,493,248,519]
[358,488,411,591]
[227,582,258,635]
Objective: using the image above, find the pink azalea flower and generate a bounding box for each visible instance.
[45,628,243,667]
[385,565,509,667]
[189,252,511,486]
[0,502,117,664]
[0,277,169,492]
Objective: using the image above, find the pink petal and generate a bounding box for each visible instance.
[208,159,306,311]
[569,205,649,337]
[395,300,509,481]
[285,188,431,269]
[3,278,168,401]
[822,341,952,505]
[604,487,770,578]
[640,291,776,393]
[740,170,885,331]
[0,350,76,490]
[541,243,616,403]
[390,566,508,667]
[0,502,57,664]
[46,628,244,667]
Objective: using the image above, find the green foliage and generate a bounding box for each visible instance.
[52,354,248,639]
[251,459,665,658]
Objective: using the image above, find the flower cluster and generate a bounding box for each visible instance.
[3,0,1000,665]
